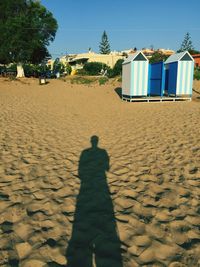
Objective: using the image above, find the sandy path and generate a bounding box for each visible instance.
[0,78,200,267]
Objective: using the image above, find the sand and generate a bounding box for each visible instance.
[0,77,200,267]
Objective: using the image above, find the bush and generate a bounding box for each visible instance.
[99,77,109,85]
[83,62,110,76]
[108,59,124,78]
[23,64,50,77]
[65,64,72,75]
[7,63,17,72]
[194,68,200,80]
[54,62,65,74]
[76,69,88,76]
[0,65,7,75]
[117,76,122,82]
[52,58,66,74]
[2,64,17,77]
[70,76,97,85]
[23,64,34,77]
[23,64,38,77]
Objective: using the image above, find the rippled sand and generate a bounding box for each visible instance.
[0,78,200,267]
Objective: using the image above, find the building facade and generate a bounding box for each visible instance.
[192,54,200,67]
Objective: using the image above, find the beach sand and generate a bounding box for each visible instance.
[0,78,200,267]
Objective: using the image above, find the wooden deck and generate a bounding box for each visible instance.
[122,96,192,102]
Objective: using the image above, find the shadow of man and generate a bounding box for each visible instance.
[66,136,123,267]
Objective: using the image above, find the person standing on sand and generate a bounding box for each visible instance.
[66,136,123,267]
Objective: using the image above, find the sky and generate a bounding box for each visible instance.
[41,0,200,58]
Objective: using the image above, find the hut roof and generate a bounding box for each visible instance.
[165,51,194,64]
[123,51,148,64]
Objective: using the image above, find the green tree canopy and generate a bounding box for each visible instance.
[187,49,200,55]
[99,31,111,54]
[178,32,194,53]
[0,0,58,65]
[149,51,169,64]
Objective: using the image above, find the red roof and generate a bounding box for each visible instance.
[192,54,200,58]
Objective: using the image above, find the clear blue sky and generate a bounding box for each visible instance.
[41,0,200,58]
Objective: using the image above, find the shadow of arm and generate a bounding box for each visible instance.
[104,151,110,172]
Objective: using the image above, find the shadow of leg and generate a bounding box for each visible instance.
[67,237,93,267]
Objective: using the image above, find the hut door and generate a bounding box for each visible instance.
[167,62,178,95]
[165,69,169,94]
[148,62,165,96]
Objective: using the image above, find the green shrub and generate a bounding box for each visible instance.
[23,64,37,77]
[55,63,65,74]
[65,64,72,75]
[76,69,88,76]
[70,76,97,85]
[53,58,65,74]
[23,63,50,77]
[108,59,124,78]
[2,64,17,77]
[117,76,122,82]
[194,68,200,80]
[9,76,17,81]
[0,65,7,75]
[7,63,17,72]
[98,77,109,85]
[83,62,110,76]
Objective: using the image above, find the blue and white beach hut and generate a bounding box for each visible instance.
[164,51,194,96]
[122,51,149,99]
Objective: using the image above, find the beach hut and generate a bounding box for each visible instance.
[148,62,165,96]
[164,51,194,96]
[122,51,149,99]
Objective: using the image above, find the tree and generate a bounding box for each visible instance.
[53,58,66,74]
[149,51,169,64]
[99,31,111,54]
[187,49,200,55]
[178,32,194,53]
[0,0,58,77]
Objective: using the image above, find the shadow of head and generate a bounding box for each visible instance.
[90,135,99,148]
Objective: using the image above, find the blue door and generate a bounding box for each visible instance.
[167,62,178,95]
[165,69,169,94]
[148,62,165,96]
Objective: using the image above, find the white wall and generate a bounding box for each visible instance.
[122,63,131,95]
